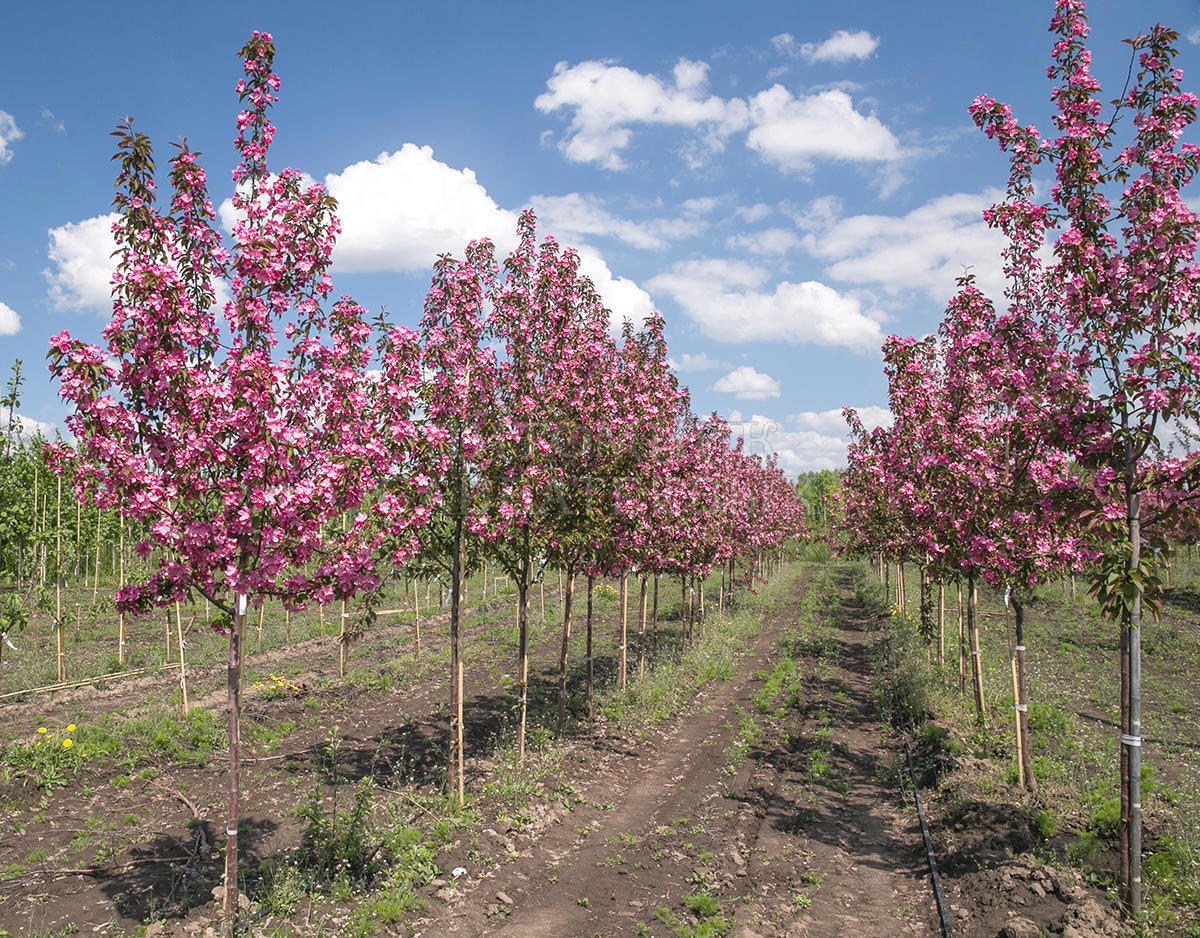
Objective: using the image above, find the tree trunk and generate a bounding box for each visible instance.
[937,580,945,669]
[681,577,689,644]
[968,575,985,722]
[958,581,966,695]
[1010,594,1036,792]
[1122,478,1143,914]
[585,576,594,719]
[556,568,576,729]
[637,575,647,678]
[651,575,659,654]
[224,593,246,938]
[448,497,466,805]
[618,574,628,690]
[517,579,530,761]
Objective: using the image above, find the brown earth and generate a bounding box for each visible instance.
[0,565,1129,937]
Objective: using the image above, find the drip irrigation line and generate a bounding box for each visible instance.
[905,735,955,938]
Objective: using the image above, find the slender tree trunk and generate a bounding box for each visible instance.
[338,597,348,678]
[93,507,101,599]
[937,581,945,669]
[224,592,247,938]
[556,568,576,729]
[1120,617,1131,908]
[55,476,63,681]
[1010,594,1036,792]
[585,575,594,719]
[651,574,659,654]
[958,581,966,695]
[968,575,985,721]
[176,603,189,714]
[1123,475,1144,914]
[448,484,467,806]
[637,575,647,678]
[618,574,628,690]
[517,578,530,761]
[681,577,689,644]
[117,514,125,665]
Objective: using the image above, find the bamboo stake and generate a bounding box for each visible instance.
[94,507,101,598]
[957,582,966,695]
[56,475,64,682]
[618,574,628,690]
[1010,652,1024,788]
[968,576,986,721]
[74,498,81,641]
[937,581,945,669]
[177,605,190,714]
[339,598,348,678]
[652,575,659,654]
[0,662,184,700]
[637,575,648,679]
[117,512,125,666]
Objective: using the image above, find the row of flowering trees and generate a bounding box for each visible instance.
[838,0,1200,915]
[44,32,805,936]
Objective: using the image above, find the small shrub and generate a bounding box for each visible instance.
[1033,808,1058,840]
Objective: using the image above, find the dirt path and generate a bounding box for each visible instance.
[410,567,937,938]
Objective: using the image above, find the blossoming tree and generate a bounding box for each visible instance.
[47,34,431,934]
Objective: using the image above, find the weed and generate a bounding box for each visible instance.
[1033,808,1058,840]
[3,723,83,789]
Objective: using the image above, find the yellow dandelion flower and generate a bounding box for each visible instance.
[62,739,73,749]
[66,724,76,732]
[37,727,47,734]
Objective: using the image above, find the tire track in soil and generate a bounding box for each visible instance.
[410,567,938,938]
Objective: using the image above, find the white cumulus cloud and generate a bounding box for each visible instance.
[529,193,705,250]
[788,406,892,435]
[726,227,801,255]
[712,365,781,400]
[535,58,750,170]
[575,246,657,333]
[0,111,23,163]
[801,30,881,63]
[0,301,20,335]
[322,145,518,272]
[647,258,883,353]
[670,352,730,373]
[724,408,860,474]
[746,86,901,173]
[44,213,119,313]
[799,189,1009,302]
[5,414,57,438]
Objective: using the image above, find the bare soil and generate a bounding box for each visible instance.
[0,564,1138,937]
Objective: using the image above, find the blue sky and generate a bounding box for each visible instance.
[1,0,1195,474]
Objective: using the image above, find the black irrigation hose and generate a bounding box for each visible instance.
[905,736,955,938]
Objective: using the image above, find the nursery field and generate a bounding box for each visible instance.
[2,557,1197,937]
